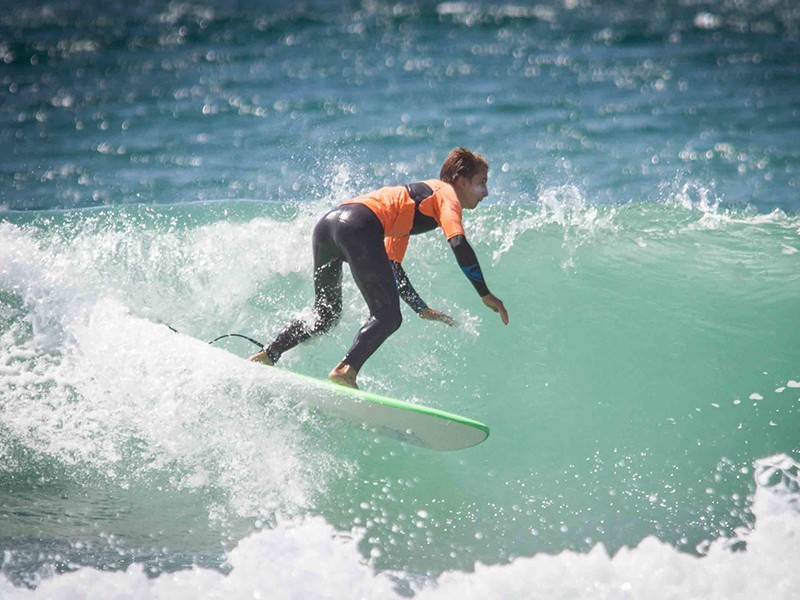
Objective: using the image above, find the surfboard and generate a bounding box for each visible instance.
[168,327,489,451]
[266,366,490,451]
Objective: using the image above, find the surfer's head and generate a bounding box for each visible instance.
[441,148,489,210]
[440,147,489,185]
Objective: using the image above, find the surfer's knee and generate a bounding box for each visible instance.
[380,307,402,335]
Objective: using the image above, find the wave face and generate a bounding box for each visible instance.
[1,196,799,594]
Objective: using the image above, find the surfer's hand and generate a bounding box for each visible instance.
[420,308,455,326]
[481,293,509,325]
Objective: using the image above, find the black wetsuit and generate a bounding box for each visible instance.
[263,184,489,371]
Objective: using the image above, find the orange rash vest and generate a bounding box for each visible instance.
[341,179,464,262]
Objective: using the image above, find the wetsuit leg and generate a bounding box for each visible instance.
[264,203,401,371]
[264,209,345,362]
[333,205,402,372]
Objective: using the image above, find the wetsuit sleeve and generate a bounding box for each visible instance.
[391,261,429,314]
[448,235,491,297]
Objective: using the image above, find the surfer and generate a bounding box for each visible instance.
[250,147,509,388]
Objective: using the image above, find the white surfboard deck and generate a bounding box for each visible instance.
[265,367,490,451]
[169,326,490,451]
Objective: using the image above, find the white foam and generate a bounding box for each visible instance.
[2,454,798,599]
[422,460,799,600]
[0,221,338,520]
[486,184,619,268]
[0,516,398,600]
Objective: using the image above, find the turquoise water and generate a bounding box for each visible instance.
[1,1,799,597]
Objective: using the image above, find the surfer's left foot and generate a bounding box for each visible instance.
[328,363,358,389]
[248,349,274,366]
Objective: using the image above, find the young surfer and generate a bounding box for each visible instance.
[250,147,509,388]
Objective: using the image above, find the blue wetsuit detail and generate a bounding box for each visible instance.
[461,264,485,283]
[449,234,490,297]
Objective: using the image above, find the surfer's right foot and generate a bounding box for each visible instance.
[248,349,274,366]
[328,363,358,389]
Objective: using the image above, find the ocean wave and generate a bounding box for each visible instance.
[2,198,799,591]
[1,454,797,599]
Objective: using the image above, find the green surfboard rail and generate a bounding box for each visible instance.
[170,326,490,450]
[293,369,490,433]
[270,368,491,450]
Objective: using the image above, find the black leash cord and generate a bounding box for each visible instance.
[164,324,265,350]
[207,332,266,350]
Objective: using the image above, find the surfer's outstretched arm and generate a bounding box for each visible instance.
[390,260,428,313]
[448,234,509,325]
[391,260,455,326]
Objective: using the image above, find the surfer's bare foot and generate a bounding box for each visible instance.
[328,363,358,389]
[248,349,273,366]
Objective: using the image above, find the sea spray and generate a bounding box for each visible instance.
[1,454,797,599]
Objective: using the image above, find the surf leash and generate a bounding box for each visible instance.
[207,333,265,349]
[164,324,265,350]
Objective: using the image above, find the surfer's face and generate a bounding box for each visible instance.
[455,168,489,210]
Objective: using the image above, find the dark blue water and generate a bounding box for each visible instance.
[2,0,798,213]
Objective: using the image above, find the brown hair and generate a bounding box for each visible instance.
[439,147,489,184]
